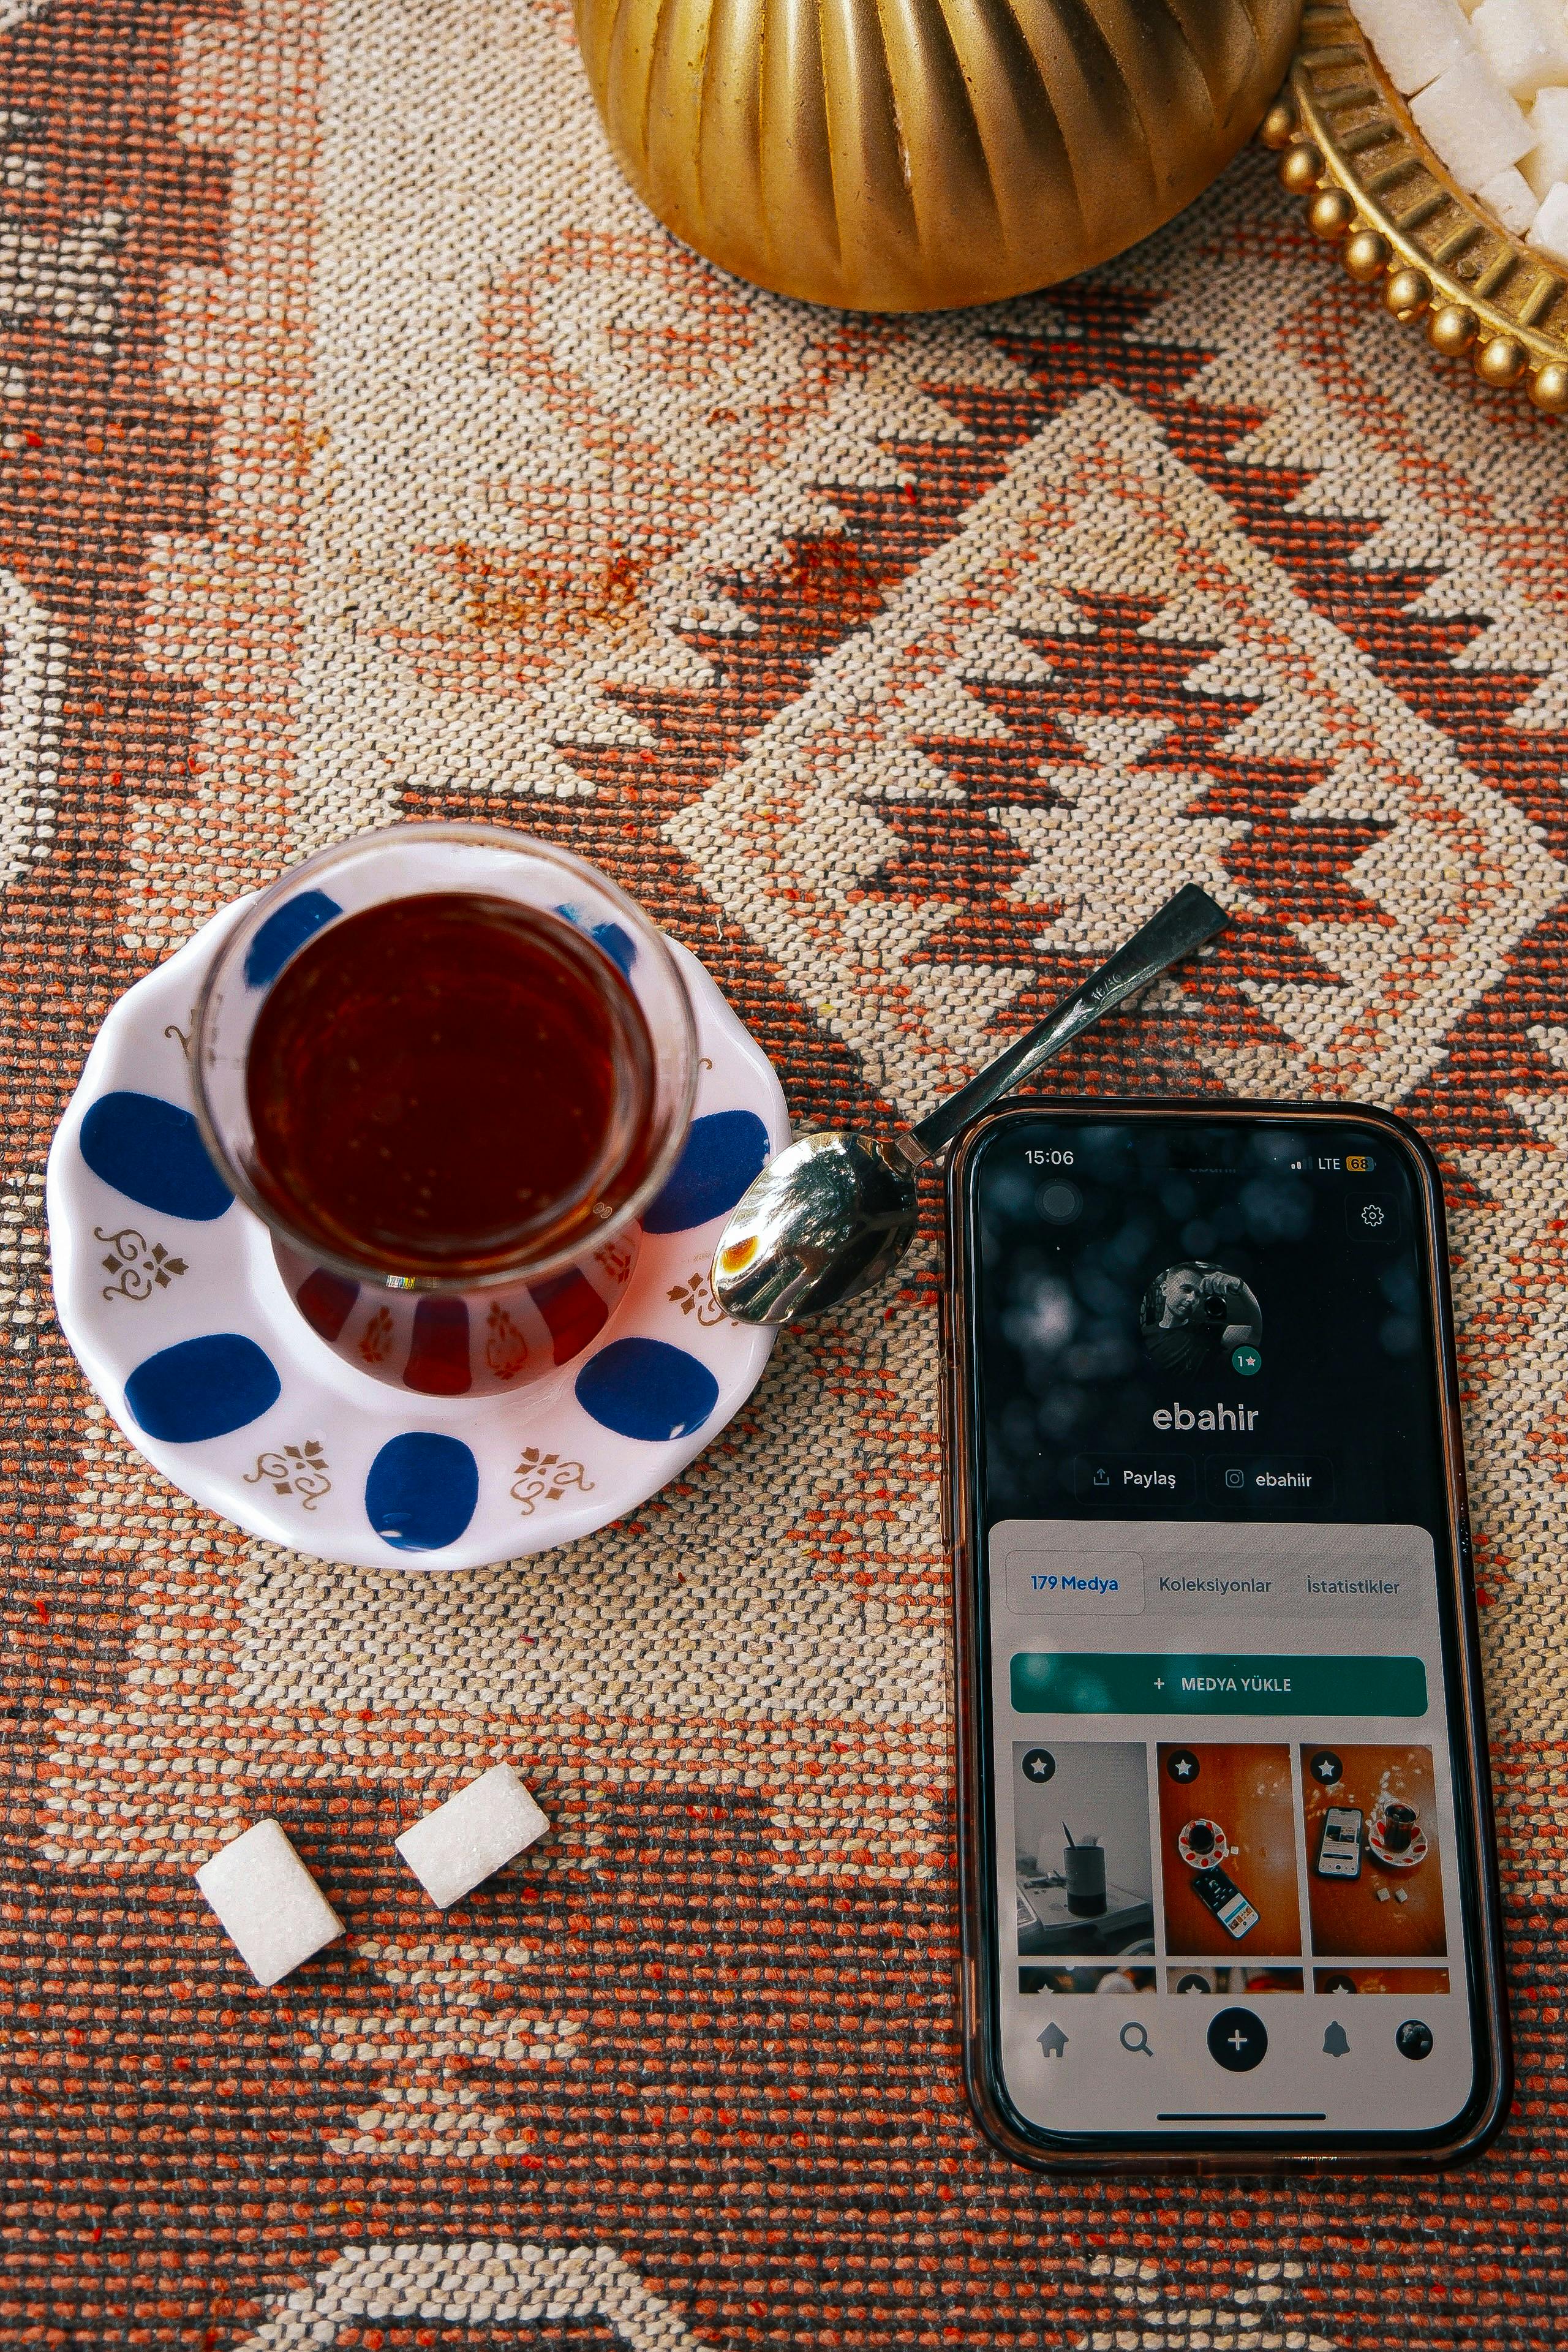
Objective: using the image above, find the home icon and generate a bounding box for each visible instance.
[1037,2021,1069,2059]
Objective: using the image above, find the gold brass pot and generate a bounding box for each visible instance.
[573,0,1303,312]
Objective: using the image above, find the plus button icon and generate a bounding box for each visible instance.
[1208,2007,1267,2073]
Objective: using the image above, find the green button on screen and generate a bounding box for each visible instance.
[1009,1653,1428,1717]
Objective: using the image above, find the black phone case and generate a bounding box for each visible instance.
[1317,1808,1365,1880]
[1188,1865,1257,1936]
[944,1097,1512,2173]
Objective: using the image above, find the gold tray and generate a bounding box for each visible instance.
[1265,0,1568,413]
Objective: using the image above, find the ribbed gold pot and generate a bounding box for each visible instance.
[574,0,1303,312]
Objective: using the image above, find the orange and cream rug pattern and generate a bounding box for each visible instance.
[1,0,1566,2340]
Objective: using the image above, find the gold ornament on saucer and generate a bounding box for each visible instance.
[574,0,1302,313]
[1268,2,1568,415]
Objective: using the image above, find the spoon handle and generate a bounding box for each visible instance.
[899,881,1227,1166]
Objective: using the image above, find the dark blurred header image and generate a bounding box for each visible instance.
[970,1115,1441,1529]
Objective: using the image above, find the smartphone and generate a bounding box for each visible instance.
[1190,1865,1260,1940]
[945,1101,1510,2170]
[1317,1806,1365,1880]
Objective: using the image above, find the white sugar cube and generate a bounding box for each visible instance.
[1350,0,1474,93]
[1472,0,1568,97]
[1476,162,1540,230]
[1411,55,1534,188]
[1521,85,1568,198]
[1527,176,1568,262]
[195,1819,344,1986]
[395,1762,549,1909]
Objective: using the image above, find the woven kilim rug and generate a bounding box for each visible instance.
[2,0,1567,2339]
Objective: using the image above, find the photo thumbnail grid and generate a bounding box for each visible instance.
[1012,1739,1447,1997]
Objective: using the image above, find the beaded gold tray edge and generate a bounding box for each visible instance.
[1265,0,1568,412]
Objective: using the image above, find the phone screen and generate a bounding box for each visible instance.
[957,1109,1502,2157]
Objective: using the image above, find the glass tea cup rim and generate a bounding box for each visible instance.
[190,821,699,1294]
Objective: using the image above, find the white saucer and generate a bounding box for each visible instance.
[47,899,788,1570]
[1177,1818,1230,1869]
[1368,1820,1430,1871]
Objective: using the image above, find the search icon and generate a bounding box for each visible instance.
[1119,2020,1153,2056]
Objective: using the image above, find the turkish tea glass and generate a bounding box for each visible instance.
[192,823,697,1395]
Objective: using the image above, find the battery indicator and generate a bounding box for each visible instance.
[1346,1153,1375,1173]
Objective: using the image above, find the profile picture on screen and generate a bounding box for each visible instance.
[1139,1260,1262,1376]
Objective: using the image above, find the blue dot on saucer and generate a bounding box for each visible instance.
[576,1337,719,1442]
[124,1333,281,1442]
[554,900,636,977]
[589,919,636,976]
[80,1091,233,1223]
[366,1431,479,1553]
[643,1109,769,1234]
[244,889,342,988]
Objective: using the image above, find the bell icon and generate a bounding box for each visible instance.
[1323,2021,1350,2057]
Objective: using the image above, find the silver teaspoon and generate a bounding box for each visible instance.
[709,882,1227,1326]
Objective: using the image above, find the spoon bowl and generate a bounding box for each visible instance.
[711,1131,918,1325]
